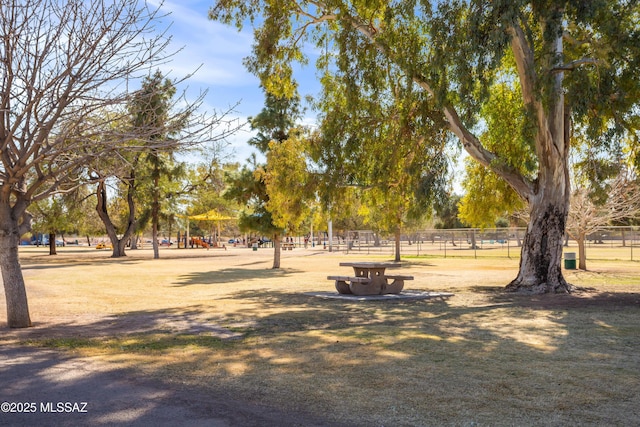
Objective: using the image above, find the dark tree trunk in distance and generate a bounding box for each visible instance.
[394,227,401,262]
[95,180,137,258]
[48,232,57,255]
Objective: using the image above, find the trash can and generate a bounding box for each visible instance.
[564,252,576,269]
[252,242,258,251]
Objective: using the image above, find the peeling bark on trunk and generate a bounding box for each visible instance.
[0,224,31,328]
[506,201,572,293]
[502,21,573,294]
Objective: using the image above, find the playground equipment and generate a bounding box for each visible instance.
[190,237,227,250]
[178,209,235,251]
[190,237,210,249]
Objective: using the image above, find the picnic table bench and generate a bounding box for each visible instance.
[327,262,414,296]
[326,275,371,294]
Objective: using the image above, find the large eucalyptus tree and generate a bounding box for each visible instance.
[211,0,640,293]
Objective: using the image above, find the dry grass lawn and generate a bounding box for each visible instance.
[2,245,640,426]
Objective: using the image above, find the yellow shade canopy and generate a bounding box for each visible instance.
[186,210,235,222]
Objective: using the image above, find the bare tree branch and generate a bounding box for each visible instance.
[566,170,640,269]
[1,0,243,223]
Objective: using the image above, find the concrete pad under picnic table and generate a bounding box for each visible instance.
[304,290,454,301]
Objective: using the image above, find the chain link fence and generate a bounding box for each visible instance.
[325,227,640,261]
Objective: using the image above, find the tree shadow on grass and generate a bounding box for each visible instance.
[2,290,456,345]
[173,267,303,286]
[397,259,437,267]
[468,285,640,310]
[511,290,640,309]
[211,289,459,336]
[20,258,146,272]
[0,343,348,427]
[1,307,235,342]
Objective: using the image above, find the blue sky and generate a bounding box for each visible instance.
[147,0,319,163]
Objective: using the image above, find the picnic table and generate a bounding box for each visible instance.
[327,262,414,296]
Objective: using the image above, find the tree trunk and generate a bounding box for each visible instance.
[95,180,137,258]
[500,22,573,294]
[152,172,160,259]
[394,227,401,262]
[152,212,159,259]
[0,223,32,328]
[577,234,587,271]
[48,232,57,255]
[506,199,572,293]
[469,231,478,249]
[272,232,281,269]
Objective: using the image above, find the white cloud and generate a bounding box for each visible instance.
[149,0,255,87]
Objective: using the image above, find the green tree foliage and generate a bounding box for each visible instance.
[34,186,104,253]
[32,196,69,255]
[130,71,190,259]
[260,134,313,232]
[185,161,239,238]
[225,91,303,268]
[70,187,105,245]
[309,59,450,261]
[225,155,275,234]
[211,0,640,293]
[434,194,465,230]
[459,79,532,228]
